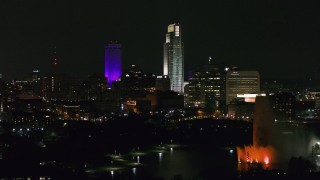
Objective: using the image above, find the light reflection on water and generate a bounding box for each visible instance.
[133,145,238,179]
[103,123,320,179]
[103,145,238,179]
[110,127,320,179]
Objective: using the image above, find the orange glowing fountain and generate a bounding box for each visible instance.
[237,95,276,170]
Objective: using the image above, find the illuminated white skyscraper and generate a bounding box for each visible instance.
[163,23,184,94]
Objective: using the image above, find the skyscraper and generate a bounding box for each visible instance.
[163,23,184,94]
[105,43,122,87]
[186,59,226,113]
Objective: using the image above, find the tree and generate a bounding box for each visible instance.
[288,156,315,175]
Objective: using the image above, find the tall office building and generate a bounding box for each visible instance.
[226,71,260,105]
[163,23,184,94]
[105,43,122,87]
[186,59,226,112]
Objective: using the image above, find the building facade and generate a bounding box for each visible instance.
[156,75,170,92]
[226,71,260,106]
[163,23,184,94]
[271,92,296,120]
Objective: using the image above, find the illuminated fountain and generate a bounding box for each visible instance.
[237,95,276,170]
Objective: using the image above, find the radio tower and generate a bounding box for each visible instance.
[50,46,61,94]
[53,46,59,72]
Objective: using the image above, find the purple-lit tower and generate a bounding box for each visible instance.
[105,43,122,87]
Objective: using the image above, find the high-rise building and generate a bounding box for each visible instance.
[163,23,184,94]
[115,64,156,100]
[226,71,260,105]
[105,43,122,87]
[85,73,108,101]
[186,59,226,113]
[271,92,296,120]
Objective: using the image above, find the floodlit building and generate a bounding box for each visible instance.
[105,42,122,87]
[163,23,184,94]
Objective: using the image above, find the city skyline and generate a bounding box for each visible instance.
[1,1,320,178]
[1,1,320,83]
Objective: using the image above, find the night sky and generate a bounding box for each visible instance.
[1,0,320,82]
